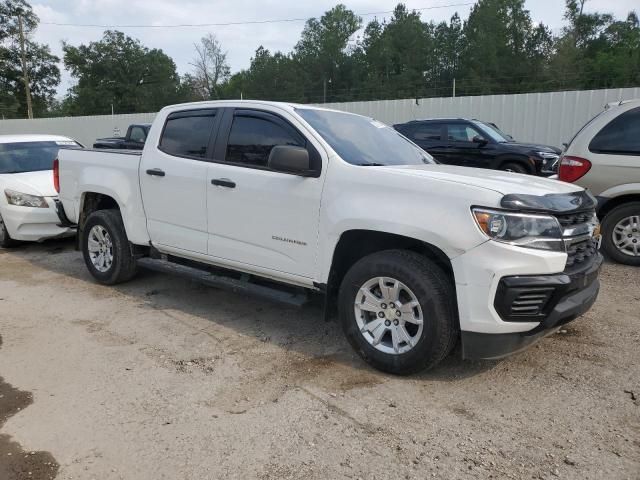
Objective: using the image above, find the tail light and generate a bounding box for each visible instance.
[558,156,591,183]
[53,158,60,193]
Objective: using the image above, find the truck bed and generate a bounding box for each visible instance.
[57,147,147,245]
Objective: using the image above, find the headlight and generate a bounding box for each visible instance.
[536,151,559,160]
[472,208,564,251]
[4,189,49,208]
[536,151,560,173]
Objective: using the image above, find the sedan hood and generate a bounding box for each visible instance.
[0,170,56,197]
[382,164,580,196]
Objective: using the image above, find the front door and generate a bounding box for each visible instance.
[443,123,490,168]
[139,109,219,254]
[206,108,324,278]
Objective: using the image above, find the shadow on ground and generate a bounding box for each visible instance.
[3,238,500,384]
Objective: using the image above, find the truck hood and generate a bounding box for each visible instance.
[382,164,580,196]
[0,170,57,197]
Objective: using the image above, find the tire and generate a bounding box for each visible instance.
[0,212,19,248]
[499,162,528,174]
[338,250,458,375]
[600,202,640,266]
[82,209,137,284]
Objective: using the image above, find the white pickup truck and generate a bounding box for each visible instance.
[56,101,603,374]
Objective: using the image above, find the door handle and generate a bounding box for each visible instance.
[146,168,165,177]
[211,178,236,188]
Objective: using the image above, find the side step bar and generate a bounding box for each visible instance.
[137,258,310,308]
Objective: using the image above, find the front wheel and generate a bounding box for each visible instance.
[601,202,640,266]
[82,209,137,284]
[338,250,458,375]
[499,162,528,174]
[0,212,19,248]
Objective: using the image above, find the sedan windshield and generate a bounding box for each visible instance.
[296,108,435,166]
[0,141,80,174]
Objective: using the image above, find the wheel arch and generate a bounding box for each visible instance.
[597,194,640,219]
[323,229,457,320]
[496,154,535,174]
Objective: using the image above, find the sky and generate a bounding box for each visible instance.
[30,0,640,96]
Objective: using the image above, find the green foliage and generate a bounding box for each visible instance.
[228,0,638,103]
[0,0,60,118]
[61,31,188,115]
[2,0,639,118]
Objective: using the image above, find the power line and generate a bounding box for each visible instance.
[38,2,476,29]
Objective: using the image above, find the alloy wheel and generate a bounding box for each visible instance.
[354,276,424,355]
[87,225,114,272]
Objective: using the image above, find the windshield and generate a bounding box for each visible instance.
[473,121,509,143]
[296,108,435,166]
[0,141,80,174]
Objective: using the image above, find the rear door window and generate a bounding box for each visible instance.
[589,107,640,155]
[159,110,217,159]
[407,123,443,142]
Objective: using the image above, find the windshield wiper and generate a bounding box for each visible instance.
[357,162,386,166]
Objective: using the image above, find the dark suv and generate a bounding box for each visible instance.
[393,118,561,176]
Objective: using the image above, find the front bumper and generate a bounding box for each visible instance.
[1,197,74,242]
[461,253,602,359]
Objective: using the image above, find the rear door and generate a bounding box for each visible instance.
[401,122,447,161]
[205,107,325,279]
[140,109,220,254]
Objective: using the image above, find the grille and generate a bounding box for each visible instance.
[565,237,599,268]
[556,211,594,227]
[509,287,555,316]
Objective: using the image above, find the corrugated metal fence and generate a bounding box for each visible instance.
[1,87,639,148]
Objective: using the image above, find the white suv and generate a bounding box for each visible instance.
[559,100,640,266]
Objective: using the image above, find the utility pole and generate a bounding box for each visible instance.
[18,14,33,119]
[452,78,456,98]
[323,78,327,104]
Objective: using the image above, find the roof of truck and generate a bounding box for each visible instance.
[0,134,77,144]
[160,99,350,116]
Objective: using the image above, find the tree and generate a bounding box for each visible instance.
[552,0,640,89]
[294,4,361,102]
[459,0,553,94]
[0,0,60,118]
[190,33,231,100]
[62,30,187,115]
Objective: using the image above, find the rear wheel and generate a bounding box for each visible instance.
[499,162,528,174]
[601,202,640,266]
[0,212,19,248]
[82,209,137,284]
[338,250,458,375]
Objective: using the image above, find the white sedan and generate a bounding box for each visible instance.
[0,134,81,247]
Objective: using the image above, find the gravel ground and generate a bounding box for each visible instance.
[0,238,638,480]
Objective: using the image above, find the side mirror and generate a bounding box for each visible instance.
[472,136,488,146]
[268,145,312,175]
[505,134,514,141]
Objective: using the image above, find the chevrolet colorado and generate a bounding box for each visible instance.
[55,101,602,374]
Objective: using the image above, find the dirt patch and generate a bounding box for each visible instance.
[0,337,59,480]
